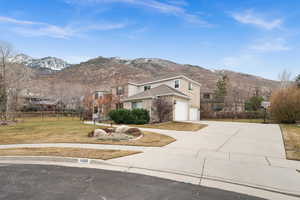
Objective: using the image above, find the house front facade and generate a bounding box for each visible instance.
[119,75,201,122]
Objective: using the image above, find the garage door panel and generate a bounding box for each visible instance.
[175,101,188,121]
[189,108,199,121]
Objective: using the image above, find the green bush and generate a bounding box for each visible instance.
[132,108,150,124]
[245,96,264,111]
[108,108,150,124]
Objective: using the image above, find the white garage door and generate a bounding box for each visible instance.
[174,101,188,121]
[189,108,199,121]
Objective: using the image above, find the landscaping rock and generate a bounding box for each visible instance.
[125,128,142,137]
[115,125,130,133]
[102,127,115,133]
[93,129,108,137]
[97,133,133,141]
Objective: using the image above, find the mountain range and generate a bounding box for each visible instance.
[9,54,279,99]
[8,54,70,72]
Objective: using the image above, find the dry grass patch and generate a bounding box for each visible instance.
[280,124,300,161]
[0,147,140,160]
[134,121,207,131]
[0,117,175,147]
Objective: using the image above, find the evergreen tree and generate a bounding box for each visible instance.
[214,74,228,102]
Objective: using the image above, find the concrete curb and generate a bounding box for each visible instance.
[0,156,299,200]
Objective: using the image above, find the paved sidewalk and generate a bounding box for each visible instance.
[1,121,300,200]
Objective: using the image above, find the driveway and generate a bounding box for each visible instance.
[1,121,300,200]
[110,121,300,199]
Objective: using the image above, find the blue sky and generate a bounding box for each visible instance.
[0,0,299,80]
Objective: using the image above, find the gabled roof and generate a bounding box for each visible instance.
[31,99,61,106]
[122,84,189,102]
[128,74,201,86]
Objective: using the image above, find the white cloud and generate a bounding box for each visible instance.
[166,0,188,6]
[66,0,209,26]
[0,16,127,39]
[0,16,38,25]
[231,10,282,30]
[250,38,290,52]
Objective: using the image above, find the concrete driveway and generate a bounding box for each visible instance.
[110,121,300,200]
[1,121,299,200]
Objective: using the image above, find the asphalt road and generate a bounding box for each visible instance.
[0,164,265,200]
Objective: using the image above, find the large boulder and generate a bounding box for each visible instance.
[124,128,142,137]
[93,129,108,137]
[115,125,130,133]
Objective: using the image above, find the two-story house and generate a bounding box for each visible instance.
[112,75,201,122]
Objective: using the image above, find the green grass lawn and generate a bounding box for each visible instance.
[280,124,300,160]
[0,117,175,147]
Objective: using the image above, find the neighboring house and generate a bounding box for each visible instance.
[92,90,112,120]
[19,92,65,111]
[119,75,201,121]
[31,99,65,111]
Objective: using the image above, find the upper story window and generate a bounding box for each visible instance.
[188,82,193,91]
[174,80,180,88]
[116,86,124,95]
[95,92,99,100]
[144,85,151,91]
[203,93,211,99]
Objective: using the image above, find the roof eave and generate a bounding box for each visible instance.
[128,75,201,87]
[121,93,190,102]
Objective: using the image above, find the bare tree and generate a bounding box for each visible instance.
[151,97,173,123]
[6,63,32,118]
[278,69,292,89]
[0,41,13,119]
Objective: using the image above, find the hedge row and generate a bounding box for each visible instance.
[108,109,150,124]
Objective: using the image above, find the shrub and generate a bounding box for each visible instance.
[245,96,264,111]
[108,108,149,124]
[270,86,300,123]
[108,109,134,124]
[131,108,150,124]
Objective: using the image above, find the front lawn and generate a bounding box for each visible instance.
[0,118,175,147]
[0,147,140,160]
[280,124,300,160]
[133,121,207,131]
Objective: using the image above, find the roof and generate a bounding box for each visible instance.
[128,74,201,86]
[122,84,189,102]
[32,100,61,106]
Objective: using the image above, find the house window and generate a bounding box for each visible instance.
[95,92,99,99]
[116,86,124,95]
[188,82,193,91]
[174,80,180,88]
[132,102,141,109]
[203,93,211,99]
[94,106,98,114]
[116,103,123,110]
[144,85,151,91]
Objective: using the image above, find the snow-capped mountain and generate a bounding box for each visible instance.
[8,54,70,71]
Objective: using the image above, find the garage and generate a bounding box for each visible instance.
[174,100,188,121]
[189,108,199,121]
